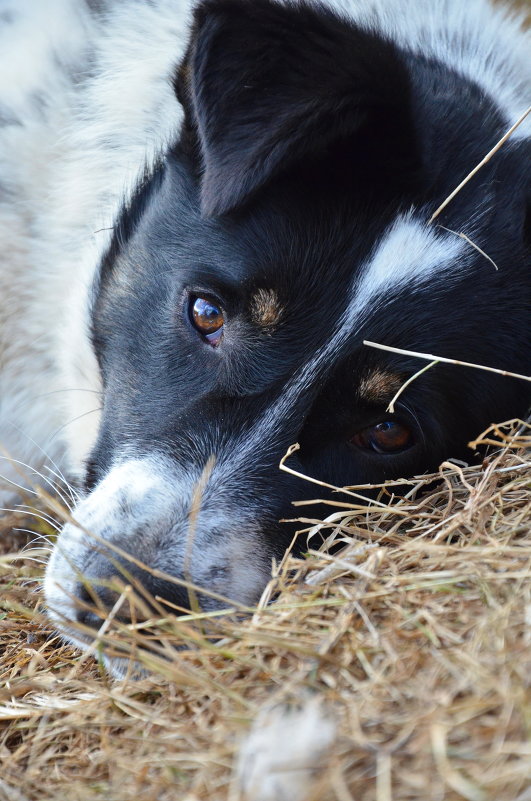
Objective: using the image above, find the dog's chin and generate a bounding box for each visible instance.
[103,656,151,681]
[99,645,158,681]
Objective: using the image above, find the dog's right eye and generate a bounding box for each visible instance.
[351,420,413,454]
[189,296,224,346]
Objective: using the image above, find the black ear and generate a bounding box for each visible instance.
[177,0,415,216]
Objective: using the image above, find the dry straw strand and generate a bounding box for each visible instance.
[428,105,531,223]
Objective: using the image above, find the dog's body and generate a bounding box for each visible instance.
[0,0,529,675]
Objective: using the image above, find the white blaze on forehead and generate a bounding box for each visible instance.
[311,210,465,359]
[356,211,464,307]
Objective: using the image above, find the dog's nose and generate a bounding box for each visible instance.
[75,580,122,629]
[73,555,193,630]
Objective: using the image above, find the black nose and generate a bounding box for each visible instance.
[73,553,193,630]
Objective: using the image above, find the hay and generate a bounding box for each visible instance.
[0,419,530,801]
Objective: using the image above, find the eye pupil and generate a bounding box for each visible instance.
[376,421,393,433]
[351,420,413,454]
[190,296,224,343]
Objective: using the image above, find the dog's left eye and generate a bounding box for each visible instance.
[351,420,413,454]
[189,296,224,345]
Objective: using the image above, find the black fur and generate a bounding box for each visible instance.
[176,0,421,215]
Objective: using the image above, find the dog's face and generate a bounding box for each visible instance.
[45,0,530,669]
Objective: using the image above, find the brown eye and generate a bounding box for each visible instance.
[351,420,413,454]
[190,296,224,345]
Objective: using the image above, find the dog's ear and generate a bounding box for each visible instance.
[176,0,416,216]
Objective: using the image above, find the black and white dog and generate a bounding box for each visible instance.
[0,0,529,674]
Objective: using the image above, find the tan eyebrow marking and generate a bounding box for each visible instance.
[250,288,283,329]
[358,369,404,404]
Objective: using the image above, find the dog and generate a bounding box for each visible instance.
[0,0,529,676]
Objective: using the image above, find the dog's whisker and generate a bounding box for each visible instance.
[0,471,38,497]
[43,466,80,506]
[0,506,61,533]
[0,421,77,500]
[33,387,103,399]
[22,539,55,554]
[0,455,74,511]
[14,549,51,565]
[48,408,102,444]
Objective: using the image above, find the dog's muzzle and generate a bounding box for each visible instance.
[44,455,273,641]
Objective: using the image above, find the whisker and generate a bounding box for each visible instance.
[33,387,103,400]
[20,507,63,530]
[22,537,54,552]
[1,419,77,497]
[0,506,61,532]
[49,407,102,442]
[0,471,38,497]
[24,530,56,542]
[44,465,80,506]
[13,545,51,564]
[0,455,74,511]
[395,399,427,451]
[13,527,52,540]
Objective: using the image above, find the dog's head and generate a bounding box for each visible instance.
[45,0,531,672]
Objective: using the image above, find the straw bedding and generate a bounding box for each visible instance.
[0,419,530,800]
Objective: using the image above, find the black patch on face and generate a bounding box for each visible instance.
[86,0,531,586]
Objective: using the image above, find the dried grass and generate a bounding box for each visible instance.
[0,419,530,801]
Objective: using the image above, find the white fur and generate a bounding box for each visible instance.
[236,699,337,801]
[356,211,465,304]
[44,456,178,630]
[0,0,96,500]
